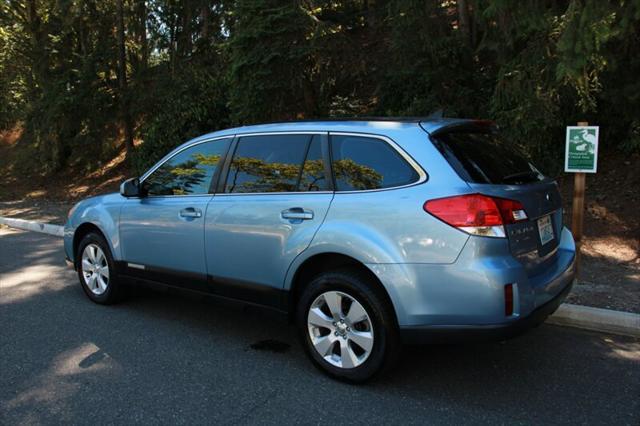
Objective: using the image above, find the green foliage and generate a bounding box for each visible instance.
[377,0,487,117]
[621,121,640,154]
[486,9,564,173]
[228,1,314,123]
[2,0,639,178]
[135,64,230,174]
[1,0,120,172]
[556,0,617,112]
[0,25,26,128]
[481,0,640,171]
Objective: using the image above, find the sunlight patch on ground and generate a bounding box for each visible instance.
[54,343,115,376]
[602,337,640,361]
[4,342,120,420]
[25,190,46,198]
[65,184,90,198]
[587,203,627,227]
[0,125,23,146]
[0,226,20,235]
[0,202,71,224]
[582,237,639,264]
[94,174,127,193]
[60,147,127,198]
[0,264,69,304]
[87,147,127,179]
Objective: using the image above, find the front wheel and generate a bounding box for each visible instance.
[76,232,125,304]
[297,269,400,382]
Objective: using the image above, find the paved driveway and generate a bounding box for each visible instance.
[1,228,639,425]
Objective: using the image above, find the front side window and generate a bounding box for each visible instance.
[225,134,328,193]
[330,135,419,191]
[143,138,231,196]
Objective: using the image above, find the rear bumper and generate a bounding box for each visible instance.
[369,226,576,328]
[400,273,574,344]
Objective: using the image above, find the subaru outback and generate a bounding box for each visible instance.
[64,118,576,382]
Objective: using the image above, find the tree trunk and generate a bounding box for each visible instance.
[116,0,134,157]
[469,0,477,48]
[138,0,148,70]
[200,5,210,40]
[180,4,193,58]
[365,0,376,27]
[302,76,316,118]
[26,0,44,98]
[169,18,177,76]
[457,0,472,46]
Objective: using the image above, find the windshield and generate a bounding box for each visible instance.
[431,131,544,185]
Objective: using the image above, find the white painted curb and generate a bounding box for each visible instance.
[547,303,640,337]
[0,217,64,237]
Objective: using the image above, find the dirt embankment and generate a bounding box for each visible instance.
[558,152,639,313]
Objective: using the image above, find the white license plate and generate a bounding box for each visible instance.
[537,215,554,246]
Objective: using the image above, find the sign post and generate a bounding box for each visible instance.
[565,122,599,275]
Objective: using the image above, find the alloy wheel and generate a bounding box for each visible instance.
[307,290,374,369]
[81,243,110,295]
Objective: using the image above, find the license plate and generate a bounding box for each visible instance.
[537,215,554,246]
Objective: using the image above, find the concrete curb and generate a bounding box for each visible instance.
[1,216,639,337]
[0,217,64,237]
[547,303,640,337]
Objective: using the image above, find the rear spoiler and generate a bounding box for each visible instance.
[425,120,498,137]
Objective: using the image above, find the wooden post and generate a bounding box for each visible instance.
[571,121,589,275]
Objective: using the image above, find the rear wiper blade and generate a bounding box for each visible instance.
[502,171,541,183]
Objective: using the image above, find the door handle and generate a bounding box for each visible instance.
[281,207,314,221]
[180,207,202,218]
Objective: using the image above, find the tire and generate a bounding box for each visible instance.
[76,232,125,305]
[297,268,400,383]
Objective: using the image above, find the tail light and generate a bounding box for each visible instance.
[423,194,527,238]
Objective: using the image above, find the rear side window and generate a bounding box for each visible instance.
[330,135,419,191]
[432,131,544,185]
[143,138,231,196]
[225,134,328,193]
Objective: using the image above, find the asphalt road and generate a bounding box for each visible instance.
[1,228,639,425]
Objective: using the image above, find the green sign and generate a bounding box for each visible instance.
[565,126,599,173]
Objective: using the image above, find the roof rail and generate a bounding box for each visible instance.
[243,114,450,126]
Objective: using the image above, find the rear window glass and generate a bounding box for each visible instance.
[432,131,544,184]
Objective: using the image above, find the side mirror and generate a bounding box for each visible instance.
[120,177,143,198]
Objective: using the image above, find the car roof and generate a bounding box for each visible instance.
[191,117,476,142]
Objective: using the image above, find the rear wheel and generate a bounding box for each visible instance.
[297,268,400,382]
[76,232,125,304]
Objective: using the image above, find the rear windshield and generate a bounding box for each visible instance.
[431,131,544,184]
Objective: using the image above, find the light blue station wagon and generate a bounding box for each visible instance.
[65,118,576,381]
